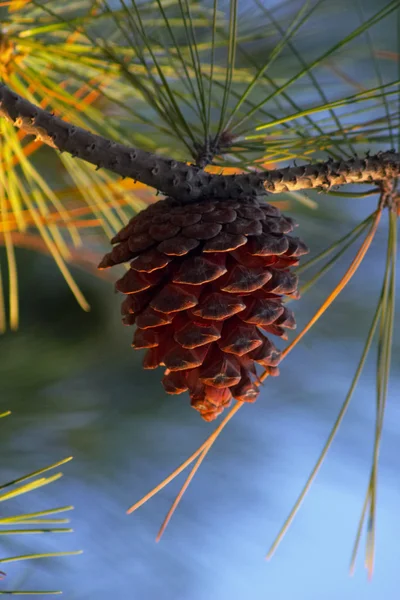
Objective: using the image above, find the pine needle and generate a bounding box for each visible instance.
[0,551,83,564]
[0,593,62,596]
[129,204,383,541]
[126,401,243,515]
[0,266,7,335]
[350,203,397,577]
[266,293,383,561]
[155,400,243,540]
[265,200,387,562]
[281,207,382,360]
[0,134,19,330]
[0,457,73,491]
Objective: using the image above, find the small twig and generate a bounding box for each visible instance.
[193,131,237,168]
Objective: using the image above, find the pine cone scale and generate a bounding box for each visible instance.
[100,195,308,421]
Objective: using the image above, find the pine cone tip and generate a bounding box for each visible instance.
[100,195,308,421]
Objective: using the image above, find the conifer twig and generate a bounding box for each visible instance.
[0,83,399,203]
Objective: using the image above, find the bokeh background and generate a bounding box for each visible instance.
[1,193,399,599]
[0,0,399,597]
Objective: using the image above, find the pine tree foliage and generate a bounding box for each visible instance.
[0,0,398,590]
[0,413,81,595]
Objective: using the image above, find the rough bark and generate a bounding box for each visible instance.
[1,82,399,203]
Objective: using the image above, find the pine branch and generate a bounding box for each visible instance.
[0,82,399,203]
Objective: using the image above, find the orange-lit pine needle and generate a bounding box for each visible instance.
[155,401,244,540]
[127,402,243,515]
[0,215,101,233]
[129,205,383,542]
[155,450,208,541]
[264,207,383,561]
[280,207,382,363]
[156,376,276,539]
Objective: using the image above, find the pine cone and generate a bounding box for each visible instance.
[99,196,308,421]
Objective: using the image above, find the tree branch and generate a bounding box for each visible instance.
[0,82,399,203]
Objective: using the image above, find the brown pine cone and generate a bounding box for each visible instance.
[99,196,308,421]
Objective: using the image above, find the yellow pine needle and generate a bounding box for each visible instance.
[0,140,19,330]
[3,231,18,330]
[3,120,76,255]
[5,166,26,233]
[0,233,113,284]
[14,67,91,114]
[0,210,102,233]
[14,63,110,139]
[129,205,383,542]
[0,507,74,524]
[60,155,123,238]
[0,456,72,489]
[0,267,6,334]
[0,177,150,215]
[4,185,19,332]
[85,166,131,226]
[0,528,73,535]
[0,475,64,503]
[1,122,26,232]
[0,551,83,564]
[15,178,90,311]
[8,0,30,10]
[0,184,148,230]
[60,158,113,240]
[0,519,69,525]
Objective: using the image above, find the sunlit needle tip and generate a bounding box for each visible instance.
[126,206,384,554]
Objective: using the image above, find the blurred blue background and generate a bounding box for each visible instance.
[0,191,399,598]
[1,0,400,595]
